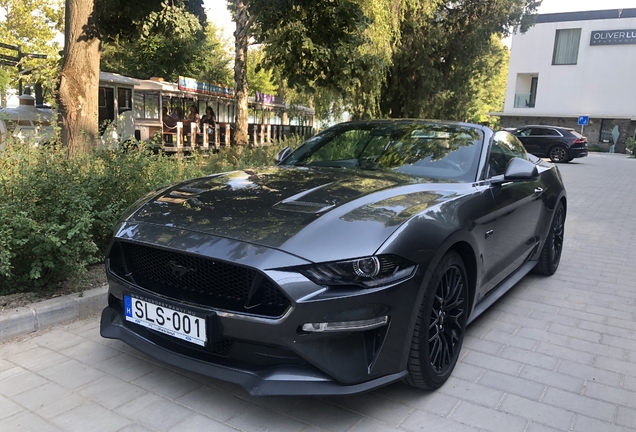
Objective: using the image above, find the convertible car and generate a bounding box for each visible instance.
[101,120,566,396]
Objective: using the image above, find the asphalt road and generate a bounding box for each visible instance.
[2,153,636,432]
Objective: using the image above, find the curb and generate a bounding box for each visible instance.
[0,285,108,342]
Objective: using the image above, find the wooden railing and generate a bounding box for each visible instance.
[162,122,313,152]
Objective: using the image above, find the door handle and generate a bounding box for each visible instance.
[534,187,543,195]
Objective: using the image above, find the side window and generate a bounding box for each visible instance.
[517,129,531,137]
[487,131,528,177]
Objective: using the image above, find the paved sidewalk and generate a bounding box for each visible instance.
[2,153,636,432]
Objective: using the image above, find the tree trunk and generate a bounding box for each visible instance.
[233,0,250,148]
[58,0,100,157]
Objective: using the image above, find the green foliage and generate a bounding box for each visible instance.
[0,0,64,104]
[247,47,277,96]
[380,0,538,121]
[247,0,372,93]
[626,137,636,157]
[0,136,299,295]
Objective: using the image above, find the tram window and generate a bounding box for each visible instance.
[134,92,160,119]
[117,88,132,114]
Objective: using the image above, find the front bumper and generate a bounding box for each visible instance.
[100,230,422,396]
[100,305,407,396]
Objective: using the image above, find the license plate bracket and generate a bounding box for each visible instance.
[124,293,208,347]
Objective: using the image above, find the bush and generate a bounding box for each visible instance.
[0,137,301,295]
[626,137,636,157]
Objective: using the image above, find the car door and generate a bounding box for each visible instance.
[529,127,563,158]
[515,127,542,156]
[478,131,545,299]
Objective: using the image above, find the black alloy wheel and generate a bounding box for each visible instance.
[549,146,569,163]
[534,202,565,275]
[405,251,468,390]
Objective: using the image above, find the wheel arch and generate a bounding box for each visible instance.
[447,241,478,315]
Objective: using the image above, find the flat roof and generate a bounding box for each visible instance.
[536,8,636,24]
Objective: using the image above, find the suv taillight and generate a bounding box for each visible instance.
[573,138,587,145]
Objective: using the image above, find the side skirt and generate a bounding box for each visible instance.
[467,260,538,325]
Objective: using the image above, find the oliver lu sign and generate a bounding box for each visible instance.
[591,29,636,45]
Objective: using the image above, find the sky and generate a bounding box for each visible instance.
[203,0,636,41]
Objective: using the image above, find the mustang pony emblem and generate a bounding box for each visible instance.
[167,261,195,278]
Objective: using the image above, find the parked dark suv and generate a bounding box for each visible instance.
[512,125,588,163]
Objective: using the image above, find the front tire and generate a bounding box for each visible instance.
[549,146,569,163]
[534,202,565,275]
[405,251,468,390]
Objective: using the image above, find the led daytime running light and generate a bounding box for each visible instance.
[302,316,389,332]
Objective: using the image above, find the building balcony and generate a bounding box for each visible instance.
[514,94,535,108]
[515,93,534,108]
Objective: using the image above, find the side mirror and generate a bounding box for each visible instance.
[275,146,292,165]
[504,157,539,181]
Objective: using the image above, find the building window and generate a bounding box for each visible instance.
[552,28,581,65]
[514,74,538,108]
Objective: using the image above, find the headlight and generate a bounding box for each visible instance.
[296,255,417,288]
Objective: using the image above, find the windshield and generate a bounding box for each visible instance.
[282,122,484,182]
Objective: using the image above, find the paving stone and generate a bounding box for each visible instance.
[12,382,86,419]
[0,410,63,432]
[548,324,601,343]
[584,381,636,409]
[557,360,622,387]
[51,401,132,432]
[93,353,157,383]
[519,365,584,393]
[0,366,49,397]
[3,345,68,372]
[30,329,87,351]
[573,415,631,432]
[567,338,626,360]
[482,329,537,350]
[174,386,250,422]
[450,400,528,432]
[461,351,523,375]
[166,414,237,432]
[438,376,505,409]
[59,340,120,366]
[226,404,306,432]
[535,342,594,364]
[284,398,362,432]
[349,417,406,432]
[498,393,575,431]
[400,409,480,432]
[461,335,504,355]
[543,387,616,422]
[38,359,106,390]
[78,375,147,410]
[601,334,636,352]
[515,327,569,345]
[594,356,636,378]
[558,308,607,324]
[131,367,203,400]
[322,391,411,426]
[477,370,545,400]
[0,394,23,420]
[449,363,485,383]
[115,393,193,431]
[616,406,636,429]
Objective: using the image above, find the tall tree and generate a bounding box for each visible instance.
[380,0,539,121]
[59,0,206,155]
[227,0,370,147]
[58,0,100,156]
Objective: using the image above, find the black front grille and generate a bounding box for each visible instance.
[109,241,290,317]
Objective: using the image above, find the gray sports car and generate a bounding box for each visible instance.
[101,120,566,396]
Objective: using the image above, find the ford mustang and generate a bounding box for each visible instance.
[100,120,566,395]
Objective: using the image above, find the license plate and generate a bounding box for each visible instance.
[124,295,207,346]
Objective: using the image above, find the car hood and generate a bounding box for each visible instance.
[129,166,463,262]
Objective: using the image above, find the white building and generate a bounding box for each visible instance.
[493,8,636,152]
